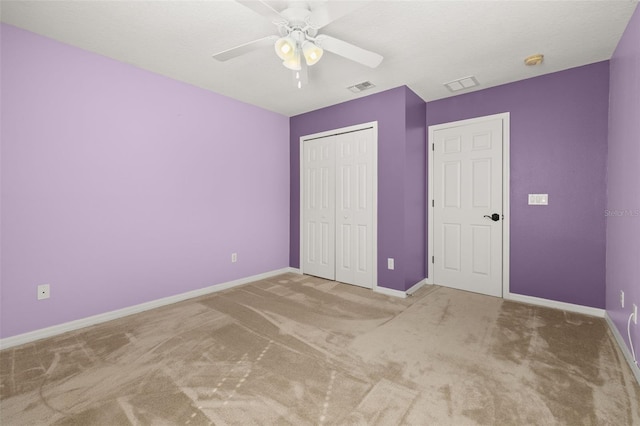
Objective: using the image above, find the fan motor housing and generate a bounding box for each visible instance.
[281,7,311,27]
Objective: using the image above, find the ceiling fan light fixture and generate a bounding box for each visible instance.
[302,40,323,66]
[275,36,297,60]
[212,3,385,83]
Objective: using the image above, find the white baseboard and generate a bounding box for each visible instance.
[373,278,429,299]
[373,285,407,299]
[604,312,640,385]
[0,267,295,350]
[407,278,429,296]
[287,267,302,274]
[504,292,605,318]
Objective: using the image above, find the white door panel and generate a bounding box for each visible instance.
[433,118,503,297]
[336,129,374,288]
[302,137,335,280]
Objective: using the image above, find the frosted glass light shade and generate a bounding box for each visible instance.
[302,41,323,66]
[282,51,301,70]
[275,36,297,61]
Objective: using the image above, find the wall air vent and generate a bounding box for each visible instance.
[348,81,376,93]
[444,76,479,92]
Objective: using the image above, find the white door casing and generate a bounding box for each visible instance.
[300,122,378,289]
[428,113,510,298]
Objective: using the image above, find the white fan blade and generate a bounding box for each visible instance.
[212,35,277,61]
[236,0,285,23]
[308,1,368,29]
[315,35,383,68]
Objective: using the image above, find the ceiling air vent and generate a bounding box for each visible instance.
[444,76,479,92]
[348,81,376,93]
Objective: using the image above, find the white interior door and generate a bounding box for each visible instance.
[433,118,503,297]
[335,129,375,288]
[302,136,335,280]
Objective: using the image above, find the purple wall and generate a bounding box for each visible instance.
[0,24,290,339]
[606,6,640,360]
[427,62,610,308]
[404,88,427,289]
[290,87,427,291]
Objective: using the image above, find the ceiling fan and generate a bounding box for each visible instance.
[212,1,383,86]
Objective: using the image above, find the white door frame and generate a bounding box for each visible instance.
[300,121,378,290]
[427,113,510,296]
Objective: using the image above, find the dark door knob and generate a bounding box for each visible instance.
[483,213,500,222]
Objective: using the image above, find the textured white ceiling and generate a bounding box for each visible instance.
[1,1,638,117]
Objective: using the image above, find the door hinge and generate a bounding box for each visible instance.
[432,143,435,151]
[432,256,434,264]
[432,200,434,207]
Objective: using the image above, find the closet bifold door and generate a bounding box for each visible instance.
[301,136,336,280]
[335,129,374,288]
[301,126,374,289]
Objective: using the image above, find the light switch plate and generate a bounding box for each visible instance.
[528,194,549,205]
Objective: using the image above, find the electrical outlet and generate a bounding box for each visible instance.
[37,284,50,300]
[633,304,638,325]
[387,258,394,270]
[231,253,237,263]
[621,290,625,308]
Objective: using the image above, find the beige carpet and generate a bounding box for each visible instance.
[1,273,639,425]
